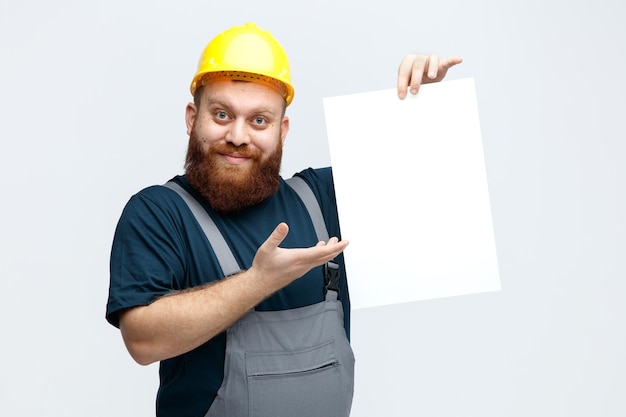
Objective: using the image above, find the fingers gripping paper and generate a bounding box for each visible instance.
[323,78,501,309]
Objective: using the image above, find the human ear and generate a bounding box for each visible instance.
[185,102,197,136]
[280,116,289,144]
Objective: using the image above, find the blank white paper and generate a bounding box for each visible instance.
[323,78,501,309]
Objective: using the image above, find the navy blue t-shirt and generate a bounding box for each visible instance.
[106,167,350,417]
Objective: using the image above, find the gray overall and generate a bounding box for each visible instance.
[164,177,355,417]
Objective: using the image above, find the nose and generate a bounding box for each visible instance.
[225,119,251,147]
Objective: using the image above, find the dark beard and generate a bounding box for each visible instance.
[184,130,283,214]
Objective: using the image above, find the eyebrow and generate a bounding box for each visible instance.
[206,98,279,117]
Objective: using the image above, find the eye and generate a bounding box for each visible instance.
[253,116,266,125]
[216,111,228,120]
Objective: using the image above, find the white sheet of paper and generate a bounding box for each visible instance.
[323,78,501,309]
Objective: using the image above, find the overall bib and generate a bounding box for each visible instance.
[164,177,355,417]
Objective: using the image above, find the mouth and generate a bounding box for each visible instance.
[219,152,252,165]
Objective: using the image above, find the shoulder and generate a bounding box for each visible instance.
[119,177,191,224]
[289,167,335,202]
[285,167,340,237]
[293,167,334,185]
[111,177,201,263]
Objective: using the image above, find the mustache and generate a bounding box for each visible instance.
[208,142,262,160]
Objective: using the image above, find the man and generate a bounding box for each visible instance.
[106,22,461,417]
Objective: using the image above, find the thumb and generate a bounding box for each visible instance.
[265,222,289,249]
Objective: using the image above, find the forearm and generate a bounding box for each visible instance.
[120,222,348,365]
[120,267,274,365]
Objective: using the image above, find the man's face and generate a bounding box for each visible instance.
[184,79,290,213]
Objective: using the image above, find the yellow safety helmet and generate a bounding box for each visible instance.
[190,22,294,106]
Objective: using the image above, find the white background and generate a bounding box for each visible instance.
[1,1,624,416]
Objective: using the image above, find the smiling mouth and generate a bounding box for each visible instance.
[220,153,251,165]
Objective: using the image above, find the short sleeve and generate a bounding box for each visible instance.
[106,186,187,327]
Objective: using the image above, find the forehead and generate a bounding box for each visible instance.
[200,79,285,113]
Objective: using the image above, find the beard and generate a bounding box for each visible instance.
[184,128,283,214]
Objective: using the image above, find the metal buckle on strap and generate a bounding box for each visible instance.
[324,261,340,295]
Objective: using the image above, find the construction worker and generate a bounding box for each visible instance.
[106,22,461,417]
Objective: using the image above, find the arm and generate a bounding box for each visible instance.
[396,54,463,98]
[119,222,349,365]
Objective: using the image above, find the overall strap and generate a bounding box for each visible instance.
[163,181,241,277]
[164,178,338,297]
[284,176,329,242]
[286,176,339,298]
